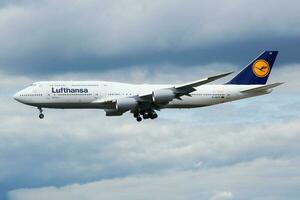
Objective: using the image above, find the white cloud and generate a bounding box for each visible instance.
[268,64,300,92]
[209,191,233,200]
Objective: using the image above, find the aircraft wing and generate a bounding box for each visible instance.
[176,72,234,92]
[94,72,232,116]
[138,71,233,101]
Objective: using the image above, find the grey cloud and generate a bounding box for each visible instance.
[0,0,299,74]
[7,158,300,200]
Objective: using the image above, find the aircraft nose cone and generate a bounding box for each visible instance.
[13,92,21,102]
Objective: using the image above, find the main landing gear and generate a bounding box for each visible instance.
[38,107,44,119]
[133,110,158,122]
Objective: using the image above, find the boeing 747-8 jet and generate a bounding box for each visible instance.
[14,51,283,122]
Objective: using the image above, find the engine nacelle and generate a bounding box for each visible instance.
[105,109,124,116]
[152,89,175,103]
[116,98,138,111]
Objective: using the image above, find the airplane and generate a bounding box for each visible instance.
[14,51,283,122]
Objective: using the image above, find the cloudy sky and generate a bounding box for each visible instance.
[1,0,300,199]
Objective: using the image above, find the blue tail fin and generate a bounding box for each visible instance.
[227,51,278,85]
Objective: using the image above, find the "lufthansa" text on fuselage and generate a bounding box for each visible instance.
[52,87,89,93]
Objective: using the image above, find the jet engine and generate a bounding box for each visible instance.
[116,98,138,111]
[152,89,175,104]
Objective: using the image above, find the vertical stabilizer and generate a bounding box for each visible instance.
[227,51,278,85]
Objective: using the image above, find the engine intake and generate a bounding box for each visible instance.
[152,89,175,103]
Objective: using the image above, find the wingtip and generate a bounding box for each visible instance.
[222,71,234,76]
[267,82,285,87]
[213,71,234,79]
[277,82,285,86]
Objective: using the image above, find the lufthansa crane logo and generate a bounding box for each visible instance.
[252,59,270,77]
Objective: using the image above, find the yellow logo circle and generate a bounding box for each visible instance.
[252,59,270,77]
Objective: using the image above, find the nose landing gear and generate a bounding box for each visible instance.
[134,112,142,122]
[38,107,44,119]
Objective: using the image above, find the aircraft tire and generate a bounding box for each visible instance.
[136,116,142,122]
[150,113,158,119]
[143,114,149,119]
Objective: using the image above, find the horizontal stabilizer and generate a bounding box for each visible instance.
[240,82,284,93]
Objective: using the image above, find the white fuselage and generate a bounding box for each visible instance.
[14,81,270,110]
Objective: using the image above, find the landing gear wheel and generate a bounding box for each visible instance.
[143,114,150,119]
[38,107,44,119]
[150,113,158,119]
[136,116,142,122]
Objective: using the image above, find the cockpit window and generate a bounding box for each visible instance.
[29,83,37,86]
